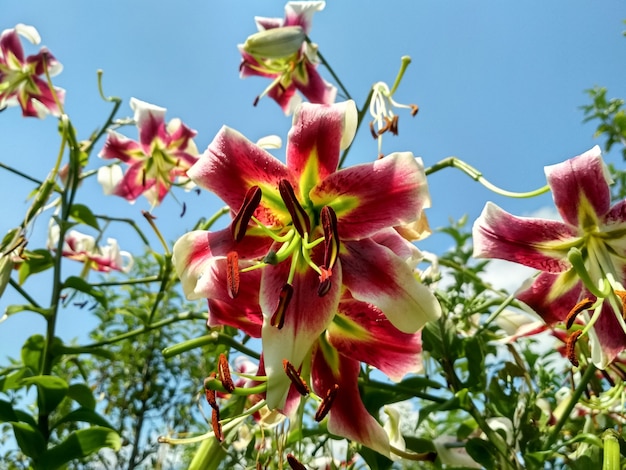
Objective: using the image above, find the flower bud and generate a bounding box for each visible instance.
[243,26,306,59]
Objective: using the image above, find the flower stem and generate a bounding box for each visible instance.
[545,363,596,449]
[312,38,352,102]
[425,157,550,198]
[338,87,374,169]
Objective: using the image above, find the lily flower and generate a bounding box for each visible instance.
[239,1,336,114]
[173,100,440,455]
[98,98,199,206]
[0,24,65,118]
[473,146,626,369]
[48,224,133,273]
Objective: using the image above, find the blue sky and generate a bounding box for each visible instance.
[1,1,626,357]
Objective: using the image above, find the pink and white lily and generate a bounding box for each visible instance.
[98,98,199,206]
[48,224,133,273]
[239,1,336,114]
[0,24,65,118]
[173,100,440,455]
[473,146,626,368]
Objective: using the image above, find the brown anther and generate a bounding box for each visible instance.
[278,179,311,237]
[253,96,260,107]
[369,121,378,139]
[566,330,583,367]
[211,407,223,441]
[410,104,419,116]
[231,185,263,242]
[565,297,594,329]
[377,116,392,135]
[218,353,235,393]
[317,270,332,297]
[314,384,339,422]
[321,206,339,271]
[389,115,399,135]
[204,373,218,410]
[286,453,308,470]
[271,283,293,329]
[226,251,240,299]
[282,359,310,396]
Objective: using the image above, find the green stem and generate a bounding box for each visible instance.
[94,215,150,245]
[311,38,352,101]
[89,276,161,287]
[545,364,596,449]
[197,206,230,231]
[359,377,446,403]
[338,88,374,169]
[81,311,205,349]
[425,157,549,198]
[8,279,41,308]
[0,162,45,186]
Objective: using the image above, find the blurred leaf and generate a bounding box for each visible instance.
[52,407,114,430]
[21,376,69,415]
[465,438,496,469]
[0,367,33,392]
[5,304,52,318]
[18,249,54,284]
[11,422,46,459]
[21,334,45,374]
[39,427,121,470]
[69,204,100,230]
[67,383,96,410]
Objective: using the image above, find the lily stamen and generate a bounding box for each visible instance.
[314,384,339,422]
[232,185,263,242]
[565,297,595,329]
[321,206,339,271]
[218,354,235,393]
[566,330,584,367]
[204,373,218,410]
[278,179,311,237]
[282,359,310,396]
[226,251,240,299]
[286,453,307,470]
[212,407,223,442]
[271,283,293,329]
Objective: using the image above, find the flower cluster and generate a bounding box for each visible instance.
[0,24,64,118]
[173,100,440,456]
[473,146,626,369]
[239,1,336,114]
[98,98,199,206]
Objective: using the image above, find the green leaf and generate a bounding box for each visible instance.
[18,249,55,284]
[40,427,121,470]
[0,400,37,427]
[67,383,96,410]
[22,334,45,374]
[52,407,114,430]
[21,376,69,415]
[465,438,496,469]
[0,367,33,392]
[69,204,100,230]
[11,422,46,459]
[5,304,52,318]
[62,276,107,308]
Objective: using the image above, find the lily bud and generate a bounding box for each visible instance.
[243,26,305,59]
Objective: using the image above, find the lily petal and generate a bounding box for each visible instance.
[189,126,293,226]
[546,146,611,227]
[260,256,342,409]
[130,98,167,149]
[286,101,356,187]
[515,272,582,325]
[340,238,441,333]
[328,297,423,381]
[310,152,428,239]
[472,202,578,272]
[311,342,390,457]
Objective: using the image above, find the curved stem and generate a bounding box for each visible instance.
[425,157,550,198]
[545,364,596,449]
[338,87,374,169]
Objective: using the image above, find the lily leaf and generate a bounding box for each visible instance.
[40,427,121,470]
[69,203,100,230]
[21,376,69,415]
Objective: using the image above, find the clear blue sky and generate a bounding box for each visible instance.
[1,1,626,355]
